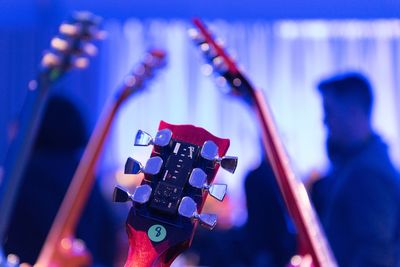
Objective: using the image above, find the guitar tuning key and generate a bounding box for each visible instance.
[124,156,163,175]
[188,28,200,40]
[82,42,98,56]
[113,184,152,204]
[41,52,61,68]
[144,156,163,175]
[5,254,20,267]
[134,128,172,147]
[51,37,70,52]
[200,140,238,173]
[178,197,217,230]
[72,57,90,69]
[189,168,227,201]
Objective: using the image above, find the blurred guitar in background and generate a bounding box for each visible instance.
[113,121,238,266]
[190,18,337,267]
[34,50,166,267]
[0,12,103,266]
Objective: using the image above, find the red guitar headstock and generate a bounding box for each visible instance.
[189,18,256,104]
[113,121,238,266]
[115,49,166,105]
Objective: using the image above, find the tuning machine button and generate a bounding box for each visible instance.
[113,184,152,204]
[178,196,217,230]
[134,129,172,147]
[124,156,163,175]
[189,168,227,201]
[200,140,238,173]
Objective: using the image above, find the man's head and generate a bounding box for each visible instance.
[318,72,373,146]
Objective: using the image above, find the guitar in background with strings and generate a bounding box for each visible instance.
[35,50,166,267]
[113,121,238,267]
[190,18,338,267]
[0,12,103,267]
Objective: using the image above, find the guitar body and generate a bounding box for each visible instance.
[115,121,235,267]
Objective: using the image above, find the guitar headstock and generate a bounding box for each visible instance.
[39,11,105,84]
[113,121,238,266]
[115,49,167,104]
[189,18,256,104]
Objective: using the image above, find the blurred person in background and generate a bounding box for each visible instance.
[311,73,400,267]
[243,157,297,267]
[188,156,296,267]
[4,95,117,266]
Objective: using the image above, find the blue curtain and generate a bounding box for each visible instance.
[1,19,400,225]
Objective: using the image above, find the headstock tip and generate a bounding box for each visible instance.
[148,49,166,60]
[144,49,167,69]
[72,11,102,25]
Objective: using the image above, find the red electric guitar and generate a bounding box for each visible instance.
[35,50,166,267]
[113,121,238,267]
[190,18,337,267]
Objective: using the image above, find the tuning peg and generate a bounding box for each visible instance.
[59,23,80,36]
[82,42,98,56]
[178,196,217,230]
[72,57,89,69]
[5,254,20,267]
[189,168,227,201]
[134,129,172,147]
[51,37,70,52]
[41,52,61,68]
[124,156,163,175]
[113,185,152,204]
[188,28,200,40]
[200,140,238,173]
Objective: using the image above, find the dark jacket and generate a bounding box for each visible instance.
[312,134,400,267]
[244,160,296,267]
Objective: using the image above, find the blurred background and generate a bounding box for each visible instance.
[1,0,400,265]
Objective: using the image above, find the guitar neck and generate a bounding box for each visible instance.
[36,97,121,265]
[0,75,51,245]
[251,90,337,267]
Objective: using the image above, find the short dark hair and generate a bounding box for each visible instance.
[318,72,374,116]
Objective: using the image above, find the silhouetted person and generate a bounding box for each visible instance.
[244,158,296,267]
[4,95,116,266]
[311,73,400,266]
[188,158,296,267]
